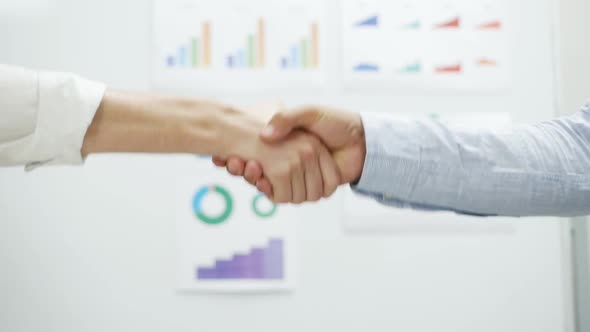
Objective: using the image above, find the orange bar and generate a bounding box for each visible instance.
[311,22,319,67]
[257,18,265,67]
[202,22,211,67]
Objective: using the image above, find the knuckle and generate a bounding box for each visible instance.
[271,174,290,187]
[299,144,316,162]
[288,159,303,174]
[269,165,290,180]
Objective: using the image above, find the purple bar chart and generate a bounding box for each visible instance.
[197,238,284,280]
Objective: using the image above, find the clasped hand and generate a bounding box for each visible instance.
[213,106,366,204]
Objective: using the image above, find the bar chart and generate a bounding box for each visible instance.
[226,18,265,69]
[477,20,502,30]
[166,22,212,69]
[197,238,284,280]
[280,22,319,70]
[398,61,422,74]
[355,14,379,27]
[340,0,511,91]
[435,63,462,74]
[353,63,380,72]
[401,20,422,30]
[154,0,327,90]
[434,17,461,29]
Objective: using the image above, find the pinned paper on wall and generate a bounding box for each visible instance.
[176,165,296,292]
[152,0,327,92]
[340,0,512,92]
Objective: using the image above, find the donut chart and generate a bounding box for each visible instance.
[252,193,277,218]
[193,185,233,224]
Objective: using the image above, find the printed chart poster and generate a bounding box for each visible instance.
[176,166,296,292]
[340,0,512,92]
[153,0,327,92]
[343,112,516,233]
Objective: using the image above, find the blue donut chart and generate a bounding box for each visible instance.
[193,185,233,225]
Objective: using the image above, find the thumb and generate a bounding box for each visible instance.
[260,107,321,142]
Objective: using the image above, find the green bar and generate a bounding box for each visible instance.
[192,38,199,67]
[301,39,309,68]
[248,34,255,68]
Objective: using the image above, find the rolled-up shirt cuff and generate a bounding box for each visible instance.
[352,112,423,200]
[25,72,105,170]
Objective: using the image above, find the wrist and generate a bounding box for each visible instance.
[202,106,264,159]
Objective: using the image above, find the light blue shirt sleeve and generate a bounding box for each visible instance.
[352,102,590,217]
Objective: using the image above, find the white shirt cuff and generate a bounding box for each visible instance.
[25,71,105,170]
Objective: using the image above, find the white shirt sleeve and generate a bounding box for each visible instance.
[0,64,105,170]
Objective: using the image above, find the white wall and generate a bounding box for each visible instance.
[0,1,576,332]
[558,0,590,115]
[558,0,590,330]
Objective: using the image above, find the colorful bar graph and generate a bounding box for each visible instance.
[280,22,319,70]
[165,21,212,69]
[196,238,284,280]
[225,18,266,69]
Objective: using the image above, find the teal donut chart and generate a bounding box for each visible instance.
[251,193,277,218]
[193,185,233,225]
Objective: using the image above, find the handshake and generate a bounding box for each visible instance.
[211,106,367,204]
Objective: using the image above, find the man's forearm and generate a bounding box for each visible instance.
[354,107,590,217]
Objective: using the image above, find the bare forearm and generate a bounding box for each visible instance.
[81,89,259,158]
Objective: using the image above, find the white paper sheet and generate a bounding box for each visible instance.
[152,0,327,92]
[340,0,512,92]
[176,165,296,292]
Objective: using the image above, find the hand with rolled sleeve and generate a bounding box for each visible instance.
[215,103,590,217]
[0,64,341,202]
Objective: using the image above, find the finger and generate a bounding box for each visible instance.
[290,165,306,204]
[244,160,263,185]
[227,158,246,176]
[302,145,323,202]
[260,107,322,142]
[212,156,227,167]
[256,178,273,198]
[318,145,342,198]
[269,171,292,204]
